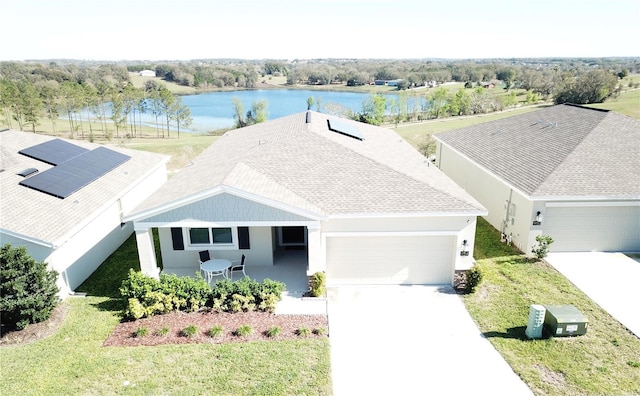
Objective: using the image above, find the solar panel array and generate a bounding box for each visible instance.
[19,145,130,199]
[18,139,89,165]
[327,118,364,141]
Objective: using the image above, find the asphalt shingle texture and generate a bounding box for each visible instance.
[129,111,486,219]
[435,104,640,199]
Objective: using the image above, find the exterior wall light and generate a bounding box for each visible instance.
[533,211,543,226]
[460,239,470,256]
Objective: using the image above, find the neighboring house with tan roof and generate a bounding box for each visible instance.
[433,104,640,254]
[0,129,168,297]
[125,111,486,287]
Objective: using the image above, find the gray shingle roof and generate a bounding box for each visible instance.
[434,104,640,199]
[0,130,168,245]
[129,111,485,219]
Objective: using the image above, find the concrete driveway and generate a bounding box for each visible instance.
[546,252,640,338]
[327,286,532,395]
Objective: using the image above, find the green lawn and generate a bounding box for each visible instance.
[0,236,332,395]
[392,105,545,148]
[463,218,640,395]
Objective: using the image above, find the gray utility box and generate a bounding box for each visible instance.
[544,305,588,337]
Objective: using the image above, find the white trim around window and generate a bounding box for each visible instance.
[185,226,239,250]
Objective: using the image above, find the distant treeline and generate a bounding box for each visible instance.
[0,58,637,135]
[0,62,191,137]
[129,58,638,91]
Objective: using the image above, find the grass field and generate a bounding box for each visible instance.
[465,219,640,396]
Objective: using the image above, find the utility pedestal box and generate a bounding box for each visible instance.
[544,305,588,337]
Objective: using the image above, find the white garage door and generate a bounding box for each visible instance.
[545,205,640,252]
[326,235,454,285]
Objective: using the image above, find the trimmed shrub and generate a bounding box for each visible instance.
[265,326,281,338]
[120,269,210,319]
[234,324,253,337]
[0,244,59,330]
[296,327,311,337]
[155,326,170,336]
[464,266,483,294]
[210,277,285,314]
[120,271,285,319]
[180,325,199,338]
[531,235,554,259]
[133,327,148,338]
[309,272,326,297]
[207,325,224,337]
[235,325,252,337]
[312,327,327,336]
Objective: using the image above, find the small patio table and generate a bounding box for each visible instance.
[200,258,231,282]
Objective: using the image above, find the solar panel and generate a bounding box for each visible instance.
[19,147,130,199]
[327,118,364,141]
[19,139,89,165]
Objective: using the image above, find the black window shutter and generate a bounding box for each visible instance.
[171,228,184,250]
[238,227,250,250]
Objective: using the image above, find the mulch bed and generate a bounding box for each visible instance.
[104,310,329,347]
[0,303,70,346]
[1,302,328,347]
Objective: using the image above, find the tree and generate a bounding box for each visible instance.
[37,81,60,134]
[554,69,618,104]
[0,78,18,129]
[12,80,42,132]
[232,97,246,127]
[358,94,386,125]
[0,244,59,330]
[173,103,192,137]
[232,98,268,128]
[306,96,314,111]
[429,88,449,119]
[497,68,516,90]
[449,89,471,116]
[247,99,268,124]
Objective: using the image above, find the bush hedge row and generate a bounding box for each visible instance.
[120,269,286,320]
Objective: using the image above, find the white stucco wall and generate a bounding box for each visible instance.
[436,142,535,254]
[47,202,134,297]
[158,226,275,270]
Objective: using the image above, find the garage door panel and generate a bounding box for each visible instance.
[326,236,453,285]
[545,206,640,252]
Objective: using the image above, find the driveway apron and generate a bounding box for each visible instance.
[327,285,532,395]
[546,252,640,338]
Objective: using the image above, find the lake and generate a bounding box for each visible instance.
[179,89,415,132]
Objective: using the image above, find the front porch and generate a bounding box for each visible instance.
[162,247,327,315]
[162,248,311,293]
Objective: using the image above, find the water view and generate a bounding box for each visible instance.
[181,89,402,132]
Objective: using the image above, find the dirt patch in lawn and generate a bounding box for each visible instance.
[0,302,70,346]
[104,310,329,346]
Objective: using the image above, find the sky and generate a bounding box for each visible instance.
[1,0,638,61]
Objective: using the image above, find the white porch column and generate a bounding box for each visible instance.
[306,223,324,276]
[135,226,160,279]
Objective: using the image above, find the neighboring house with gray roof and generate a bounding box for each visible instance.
[125,111,486,287]
[433,104,640,254]
[0,129,168,297]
